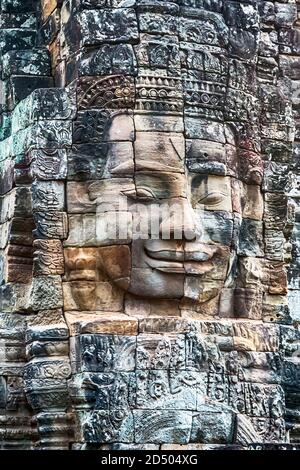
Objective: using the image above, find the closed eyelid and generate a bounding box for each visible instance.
[122,187,157,201]
[196,191,228,204]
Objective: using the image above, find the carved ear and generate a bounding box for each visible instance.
[224,250,237,288]
[87,182,102,201]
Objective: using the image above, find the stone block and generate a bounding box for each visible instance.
[234,288,263,320]
[69,371,135,409]
[190,404,234,444]
[134,114,184,133]
[66,178,134,213]
[77,76,135,110]
[80,8,139,45]
[65,312,138,336]
[33,239,64,276]
[139,317,190,335]
[30,149,67,181]
[63,280,124,312]
[0,29,36,54]
[136,334,185,370]
[26,340,69,360]
[79,409,134,443]
[29,275,63,311]
[238,219,264,257]
[79,44,137,76]
[136,369,206,411]
[139,11,178,36]
[24,360,71,382]
[0,377,7,408]
[0,283,30,313]
[6,244,33,283]
[241,184,264,221]
[7,76,54,110]
[134,410,192,444]
[67,144,108,181]
[2,49,51,80]
[71,334,136,372]
[129,268,184,300]
[32,181,65,213]
[198,210,234,246]
[33,212,68,240]
[0,12,36,29]
[65,212,132,247]
[135,132,184,173]
[73,109,134,142]
[1,0,37,13]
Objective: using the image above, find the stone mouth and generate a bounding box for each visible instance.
[145,247,184,262]
[144,243,217,274]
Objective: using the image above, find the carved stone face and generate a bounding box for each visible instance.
[84,117,237,303]
[65,2,269,307]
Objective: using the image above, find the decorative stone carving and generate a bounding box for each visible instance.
[0,0,299,452]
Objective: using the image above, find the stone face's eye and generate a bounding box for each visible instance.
[190,175,232,211]
[197,191,227,206]
[122,187,157,202]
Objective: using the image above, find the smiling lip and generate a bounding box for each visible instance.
[144,246,215,274]
[145,246,215,262]
[145,256,185,274]
[145,248,184,262]
[154,266,186,274]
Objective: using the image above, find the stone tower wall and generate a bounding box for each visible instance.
[0,0,299,450]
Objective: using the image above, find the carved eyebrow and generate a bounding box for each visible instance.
[110,161,133,175]
[136,162,184,173]
[136,171,171,182]
[122,187,157,201]
[197,191,228,202]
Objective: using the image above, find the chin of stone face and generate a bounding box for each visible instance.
[0,0,299,451]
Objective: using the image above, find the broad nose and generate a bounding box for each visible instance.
[159,199,198,241]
